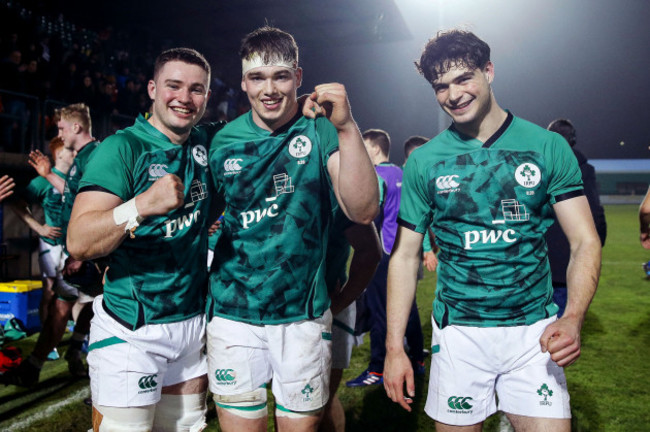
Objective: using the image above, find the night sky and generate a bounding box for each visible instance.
[61,0,650,164]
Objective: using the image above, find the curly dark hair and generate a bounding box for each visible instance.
[416,30,490,85]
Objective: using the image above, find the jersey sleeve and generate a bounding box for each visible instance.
[315,116,339,165]
[22,177,44,205]
[398,156,433,233]
[546,134,583,204]
[79,134,137,201]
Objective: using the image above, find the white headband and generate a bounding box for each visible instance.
[242,54,297,76]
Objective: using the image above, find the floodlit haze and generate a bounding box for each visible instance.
[62,0,650,163]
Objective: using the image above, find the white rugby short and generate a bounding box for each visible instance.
[207,310,332,412]
[331,304,355,370]
[38,240,63,278]
[424,316,570,425]
[88,296,207,407]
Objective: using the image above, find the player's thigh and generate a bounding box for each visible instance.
[424,319,498,426]
[506,413,570,432]
[206,315,272,396]
[269,310,332,413]
[331,304,355,370]
[496,316,570,420]
[38,241,61,278]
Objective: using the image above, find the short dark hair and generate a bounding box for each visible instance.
[239,26,298,66]
[403,135,429,158]
[416,30,490,85]
[153,48,211,81]
[362,129,391,157]
[547,118,577,147]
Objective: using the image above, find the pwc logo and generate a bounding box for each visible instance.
[463,229,517,250]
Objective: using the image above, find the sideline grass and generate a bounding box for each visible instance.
[1,204,647,431]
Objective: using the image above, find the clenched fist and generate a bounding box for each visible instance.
[136,174,185,217]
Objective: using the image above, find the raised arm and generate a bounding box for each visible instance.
[67,174,185,261]
[330,222,381,315]
[640,186,650,249]
[304,83,379,224]
[29,150,65,193]
[383,226,424,412]
[540,195,601,366]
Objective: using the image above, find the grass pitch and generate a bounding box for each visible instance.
[0,204,647,431]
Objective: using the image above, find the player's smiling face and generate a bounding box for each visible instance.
[148,60,210,144]
[432,62,494,128]
[242,65,302,132]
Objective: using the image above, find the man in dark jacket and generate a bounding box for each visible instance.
[546,118,607,316]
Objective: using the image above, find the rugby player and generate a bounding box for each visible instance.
[67,48,215,432]
[383,30,601,432]
[206,26,378,432]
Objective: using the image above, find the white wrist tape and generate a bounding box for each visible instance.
[113,198,144,238]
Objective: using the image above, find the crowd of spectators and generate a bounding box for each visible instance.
[0,0,247,152]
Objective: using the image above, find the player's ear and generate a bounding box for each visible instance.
[147,80,156,100]
[295,67,303,89]
[483,62,494,84]
[241,77,247,93]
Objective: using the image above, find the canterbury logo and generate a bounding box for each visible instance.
[224,159,243,172]
[148,164,168,178]
[138,374,158,389]
[214,369,236,382]
[436,175,460,190]
[448,396,473,410]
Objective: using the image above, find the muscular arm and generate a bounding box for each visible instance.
[540,195,601,366]
[29,150,65,193]
[330,222,381,315]
[67,174,185,261]
[640,186,650,249]
[304,83,379,224]
[383,227,424,411]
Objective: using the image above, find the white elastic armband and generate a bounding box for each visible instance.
[113,198,144,238]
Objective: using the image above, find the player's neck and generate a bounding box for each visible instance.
[252,101,298,133]
[74,135,94,152]
[454,101,507,143]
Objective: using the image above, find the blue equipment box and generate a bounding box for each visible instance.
[0,280,43,332]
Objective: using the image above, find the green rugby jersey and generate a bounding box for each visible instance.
[399,112,583,328]
[79,116,217,329]
[208,111,338,325]
[325,208,353,295]
[23,168,66,245]
[60,139,99,245]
